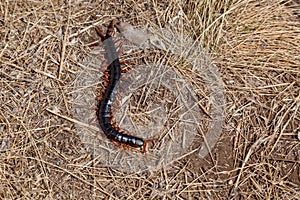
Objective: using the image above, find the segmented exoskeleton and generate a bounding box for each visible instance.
[95,21,154,153]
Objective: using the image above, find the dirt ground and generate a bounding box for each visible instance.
[0,0,299,199]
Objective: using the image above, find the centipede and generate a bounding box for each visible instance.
[95,20,155,153]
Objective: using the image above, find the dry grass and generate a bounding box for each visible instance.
[0,0,299,199]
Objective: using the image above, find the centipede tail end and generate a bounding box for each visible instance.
[142,138,158,153]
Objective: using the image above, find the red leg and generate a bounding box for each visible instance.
[142,138,158,153]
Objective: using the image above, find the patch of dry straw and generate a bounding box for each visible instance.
[0,0,299,199]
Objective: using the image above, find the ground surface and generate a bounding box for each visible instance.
[0,0,299,199]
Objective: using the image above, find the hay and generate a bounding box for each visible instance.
[0,0,299,199]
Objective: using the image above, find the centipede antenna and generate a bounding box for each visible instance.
[95,26,106,41]
[106,20,115,37]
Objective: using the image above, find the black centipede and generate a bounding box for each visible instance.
[95,20,155,153]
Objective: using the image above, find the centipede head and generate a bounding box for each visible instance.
[95,20,117,42]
